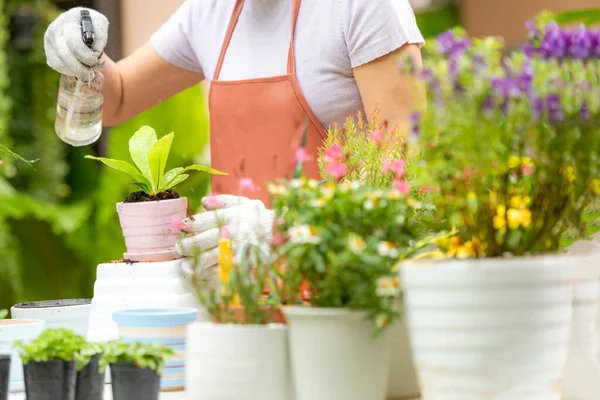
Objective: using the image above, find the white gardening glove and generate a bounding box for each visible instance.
[176,195,275,274]
[44,7,109,81]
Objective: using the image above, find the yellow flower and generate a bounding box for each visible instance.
[510,195,531,209]
[562,166,576,183]
[348,234,366,254]
[218,238,238,304]
[508,156,521,169]
[507,208,532,229]
[456,243,477,259]
[488,190,498,206]
[592,179,600,195]
[468,192,477,200]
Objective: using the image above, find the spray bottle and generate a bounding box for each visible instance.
[54,10,104,147]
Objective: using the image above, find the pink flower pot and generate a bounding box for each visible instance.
[116,197,187,262]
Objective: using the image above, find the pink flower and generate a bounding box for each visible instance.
[295,147,308,163]
[274,217,285,226]
[492,161,499,167]
[324,144,343,163]
[0,159,3,167]
[238,178,256,192]
[418,186,429,194]
[381,159,406,178]
[273,231,284,246]
[392,178,411,195]
[170,216,184,231]
[368,130,384,144]
[326,161,348,180]
[220,226,231,239]
[521,165,534,176]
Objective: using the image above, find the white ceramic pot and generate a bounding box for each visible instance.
[401,256,583,400]
[186,322,291,400]
[387,314,420,400]
[0,319,45,392]
[11,299,91,337]
[283,306,392,400]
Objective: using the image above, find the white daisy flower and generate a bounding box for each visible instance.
[268,183,288,196]
[348,234,366,254]
[288,225,321,245]
[376,276,401,297]
[378,242,400,258]
[311,198,326,208]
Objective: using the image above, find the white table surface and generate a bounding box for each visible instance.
[9,386,187,399]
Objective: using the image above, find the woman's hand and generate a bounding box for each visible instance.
[176,195,275,272]
[44,7,109,81]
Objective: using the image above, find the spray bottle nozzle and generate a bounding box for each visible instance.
[81,10,94,49]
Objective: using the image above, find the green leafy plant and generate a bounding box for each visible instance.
[0,145,38,168]
[98,340,173,374]
[14,328,86,366]
[85,126,226,197]
[75,342,103,371]
[270,179,423,334]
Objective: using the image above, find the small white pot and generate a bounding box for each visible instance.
[11,299,91,337]
[0,319,45,392]
[401,255,584,400]
[186,322,291,400]
[283,306,392,400]
[387,315,420,400]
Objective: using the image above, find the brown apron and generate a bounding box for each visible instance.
[209,0,326,204]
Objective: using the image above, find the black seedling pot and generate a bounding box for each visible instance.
[0,355,11,400]
[23,359,76,400]
[75,354,105,400]
[110,362,160,400]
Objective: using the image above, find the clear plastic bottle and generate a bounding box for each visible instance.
[55,72,104,147]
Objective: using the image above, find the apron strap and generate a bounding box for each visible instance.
[213,0,302,81]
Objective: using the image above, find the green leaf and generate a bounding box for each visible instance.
[0,145,38,169]
[129,126,158,193]
[554,8,600,26]
[163,174,189,191]
[85,156,149,187]
[148,132,174,190]
[183,165,228,176]
[159,167,184,192]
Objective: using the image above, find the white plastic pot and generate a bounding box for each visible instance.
[0,319,45,393]
[387,315,420,400]
[186,322,291,400]
[283,306,392,400]
[400,255,592,400]
[11,299,90,337]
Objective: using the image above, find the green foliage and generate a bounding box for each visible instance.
[15,328,86,365]
[76,342,103,371]
[98,340,173,374]
[0,144,38,167]
[0,309,7,319]
[271,179,422,334]
[86,126,224,196]
[553,8,600,26]
[415,4,460,38]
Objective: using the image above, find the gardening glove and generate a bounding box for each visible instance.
[44,7,109,82]
[176,195,275,273]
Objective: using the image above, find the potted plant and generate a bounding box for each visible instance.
[185,231,291,400]
[400,14,600,399]
[74,342,104,400]
[99,340,173,400]
[14,328,86,400]
[269,177,424,400]
[318,111,435,400]
[11,299,91,337]
[0,317,45,393]
[85,125,226,262]
[111,307,198,392]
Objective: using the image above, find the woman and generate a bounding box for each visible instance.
[45,0,425,269]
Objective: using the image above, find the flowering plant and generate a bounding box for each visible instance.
[412,17,600,258]
[270,179,424,333]
[189,230,283,325]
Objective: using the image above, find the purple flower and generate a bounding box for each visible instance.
[532,96,544,121]
[546,94,565,123]
[436,29,472,57]
[449,58,459,76]
[482,95,495,117]
[518,62,534,95]
[592,29,600,58]
[492,77,522,100]
[569,24,594,60]
[541,22,571,59]
[410,112,421,139]
[581,100,591,121]
[526,20,541,40]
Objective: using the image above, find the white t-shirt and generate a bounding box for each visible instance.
[150,0,425,130]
